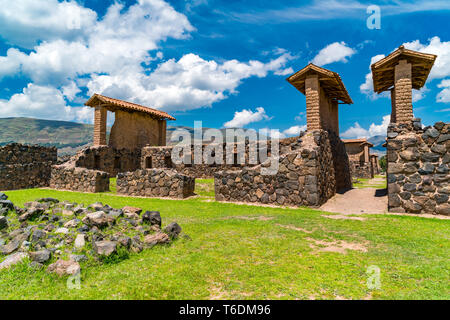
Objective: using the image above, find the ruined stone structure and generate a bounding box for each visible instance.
[373,46,448,215]
[343,139,375,179]
[370,154,380,175]
[85,94,174,150]
[49,165,110,193]
[0,144,57,191]
[116,169,195,198]
[215,131,336,206]
[214,64,353,207]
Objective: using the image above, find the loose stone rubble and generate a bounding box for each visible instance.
[0,193,187,275]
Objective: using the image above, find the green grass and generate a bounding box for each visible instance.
[353,175,387,189]
[0,181,449,300]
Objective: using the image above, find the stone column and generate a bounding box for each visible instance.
[94,106,107,146]
[305,75,321,131]
[394,60,413,124]
[364,144,369,163]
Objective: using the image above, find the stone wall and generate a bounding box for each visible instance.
[387,120,449,215]
[0,144,57,191]
[328,132,352,191]
[116,169,195,199]
[50,164,110,193]
[214,130,336,207]
[349,161,373,179]
[0,143,57,164]
[72,146,141,176]
[141,137,306,179]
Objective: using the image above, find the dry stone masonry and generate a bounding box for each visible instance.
[386,120,449,215]
[214,131,337,207]
[50,164,110,193]
[117,169,195,199]
[0,144,57,191]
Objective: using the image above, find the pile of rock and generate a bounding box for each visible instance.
[0,193,185,275]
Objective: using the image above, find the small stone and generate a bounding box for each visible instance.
[122,206,142,217]
[0,252,28,270]
[74,234,86,249]
[82,211,114,228]
[55,227,69,235]
[29,249,51,263]
[143,232,170,246]
[0,193,7,200]
[93,240,117,256]
[31,229,46,242]
[70,254,87,262]
[142,211,161,227]
[64,219,80,228]
[0,239,20,255]
[47,259,80,276]
[436,204,450,215]
[0,216,8,230]
[164,222,182,238]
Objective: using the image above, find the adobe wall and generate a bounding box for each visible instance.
[387,120,449,215]
[214,130,336,207]
[72,145,141,177]
[116,169,195,199]
[349,161,373,179]
[0,144,57,191]
[109,110,166,150]
[50,164,110,193]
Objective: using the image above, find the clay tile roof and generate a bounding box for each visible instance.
[286,63,353,104]
[342,138,374,147]
[371,45,437,93]
[85,94,176,120]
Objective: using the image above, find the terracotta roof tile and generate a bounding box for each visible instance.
[85,94,175,120]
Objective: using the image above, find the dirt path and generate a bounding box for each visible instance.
[320,188,388,215]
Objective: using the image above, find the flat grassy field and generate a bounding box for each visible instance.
[0,179,448,300]
[353,175,387,189]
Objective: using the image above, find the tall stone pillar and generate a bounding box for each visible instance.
[364,144,369,163]
[305,75,321,131]
[394,60,413,124]
[94,106,107,146]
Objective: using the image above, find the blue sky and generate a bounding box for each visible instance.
[0,0,449,138]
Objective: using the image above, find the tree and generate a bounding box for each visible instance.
[379,155,387,172]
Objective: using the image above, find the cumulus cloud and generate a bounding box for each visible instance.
[311,41,356,66]
[0,0,295,121]
[0,83,92,122]
[360,54,385,99]
[223,107,270,128]
[437,79,450,103]
[0,0,97,48]
[341,115,390,139]
[282,125,307,136]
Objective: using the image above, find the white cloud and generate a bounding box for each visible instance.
[0,0,296,121]
[360,54,385,98]
[311,41,356,66]
[259,128,285,139]
[223,107,270,128]
[341,115,390,138]
[437,79,450,103]
[283,125,307,136]
[0,83,92,122]
[0,0,98,48]
[86,52,295,112]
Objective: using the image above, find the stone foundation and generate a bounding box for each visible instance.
[387,120,449,215]
[214,130,337,207]
[50,164,110,193]
[116,169,195,199]
[0,144,57,191]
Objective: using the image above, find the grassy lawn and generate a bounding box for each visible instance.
[353,175,387,189]
[0,179,448,300]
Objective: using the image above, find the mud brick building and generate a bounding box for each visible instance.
[343,138,375,179]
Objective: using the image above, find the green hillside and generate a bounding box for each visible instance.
[0,117,94,155]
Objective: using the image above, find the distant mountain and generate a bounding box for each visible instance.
[368,135,387,156]
[0,117,95,156]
